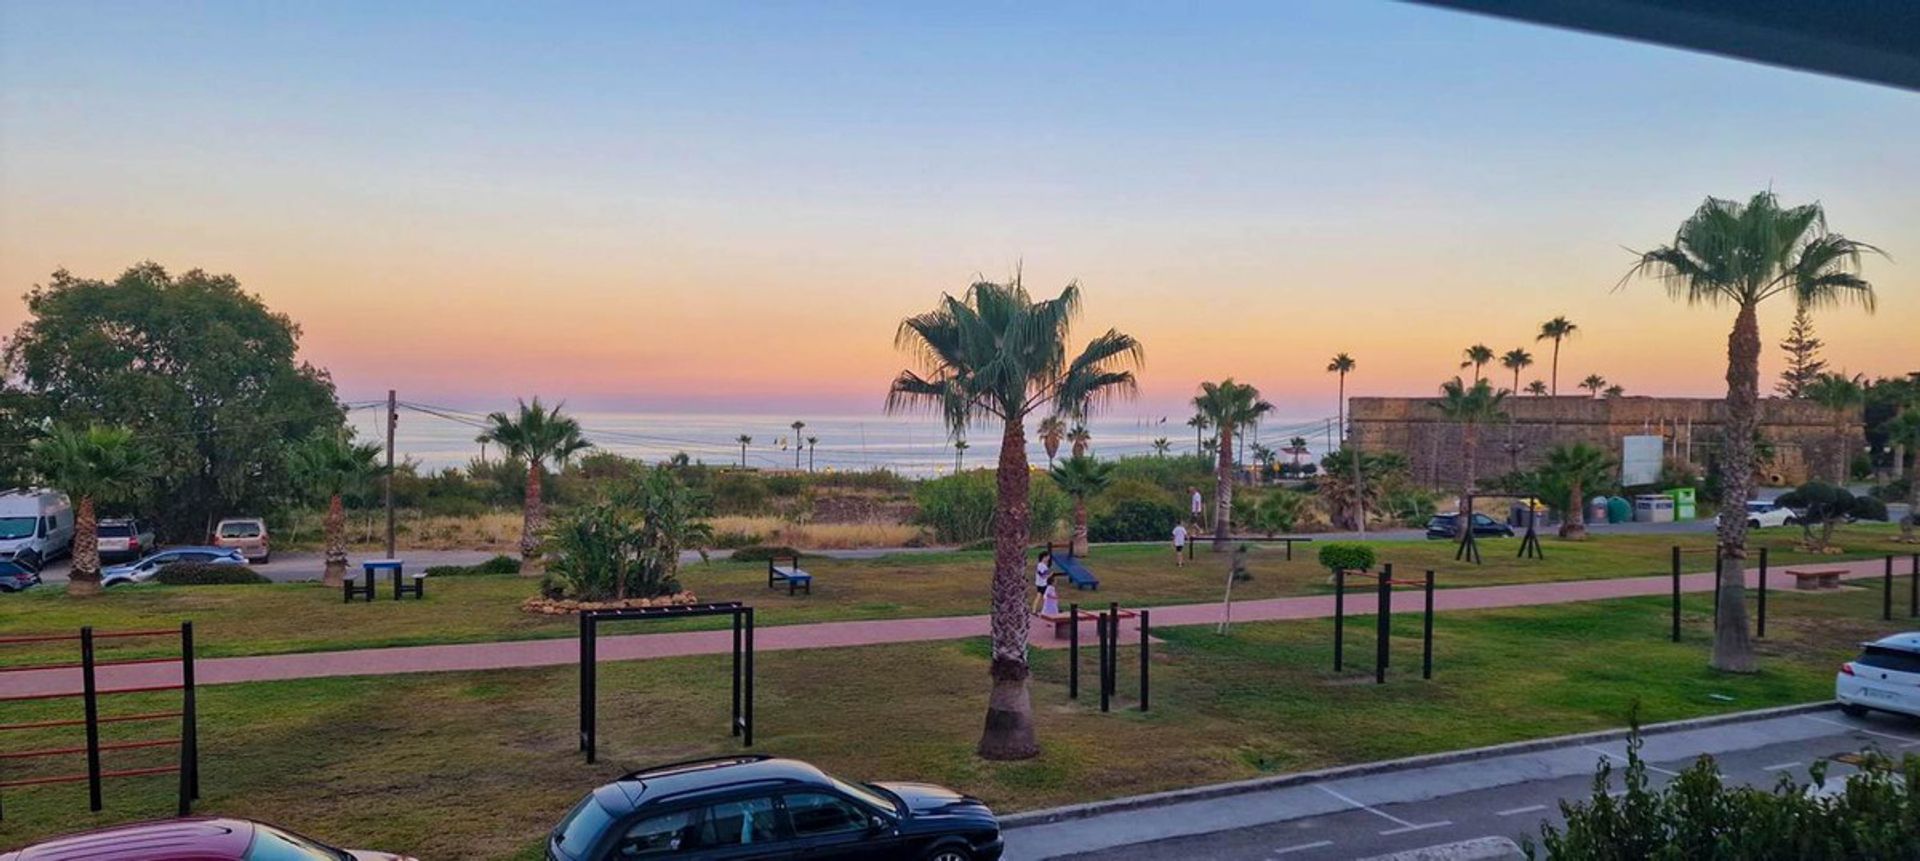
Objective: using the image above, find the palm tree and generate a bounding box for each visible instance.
[790,420,806,469]
[1525,380,1549,396]
[1066,424,1091,458]
[1579,374,1608,398]
[1460,344,1495,383]
[1623,190,1880,673]
[1536,316,1578,397]
[1251,443,1276,482]
[735,434,752,468]
[478,398,592,571]
[887,277,1142,760]
[1327,353,1356,439]
[1433,377,1507,561]
[1287,436,1310,467]
[1885,409,1920,543]
[1038,416,1066,467]
[805,436,818,472]
[1186,412,1211,457]
[31,424,148,597]
[1151,437,1171,457]
[1537,443,1612,540]
[1803,372,1865,482]
[1500,349,1534,394]
[1603,384,1625,399]
[1050,455,1113,556]
[1192,379,1273,550]
[952,438,968,472]
[474,433,490,464]
[289,430,385,588]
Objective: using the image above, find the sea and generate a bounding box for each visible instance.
[349,406,1339,477]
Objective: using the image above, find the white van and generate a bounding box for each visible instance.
[0,489,75,568]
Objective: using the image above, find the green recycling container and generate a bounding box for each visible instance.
[1666,487,1697,520]
[1606,496,1632,524]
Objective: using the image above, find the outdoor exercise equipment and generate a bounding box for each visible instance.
[0,623,199,820]
[1670,545,1771,642]
[1516,506,1544,560]
[578,602,754,762]
[1331,564,1436,683]
[1068,602,1148,712]
[1046,543,1100,590]
[1455,510,1482,565]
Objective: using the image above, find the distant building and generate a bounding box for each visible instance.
[1348,396,1860,489]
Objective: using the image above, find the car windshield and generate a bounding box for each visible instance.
[832,778,897,813]
[1857,646,1920,675]
[242,825,350,861]
[219,522,263,538]
[555,796,616,853]
[98,523,134,537]
[0,517,38,540]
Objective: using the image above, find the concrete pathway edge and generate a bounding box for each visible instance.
[998,701,1837,830]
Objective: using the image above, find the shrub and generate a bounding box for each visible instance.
[153,563,270,585]
[1382,488,1440,527]
[1317,542,1375,574]
[765,474,805,497]
[709,472,771,516]
[728,544,800,563]
[913,471,1067,544]
[1088,499,1184,543]
[424,554,521,577]
[1247,491,1307,536]
[1778,481,1888,550]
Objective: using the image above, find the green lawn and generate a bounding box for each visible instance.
[0,525,1910,666]
[0,583,1910,857]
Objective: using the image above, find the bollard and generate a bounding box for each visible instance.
[1911,553,1919,619]
[1756,547,1768,639]
[1097,611,1110,713]
[1885,556,1894,622]
[80,627,102,812]
[1139,610,1150,712]
[1422,570,1435,680]
[1375,564,1391,685]
[1670,546,1682,643]
[1068,602,1080,700]
[1334,569,1346,671]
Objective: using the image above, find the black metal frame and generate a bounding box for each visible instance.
[1072,602,1149,712]
[578,602,753,763]
[1454,508,1482,565]
[1332,564,1436,683]
[343,566,376,603]
[1516,507,1544,560]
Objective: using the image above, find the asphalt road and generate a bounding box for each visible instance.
[33,549,500,584]
[1007,707,1920,861]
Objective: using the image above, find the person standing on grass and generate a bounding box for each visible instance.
[1032,549,1053,613]
[1172,521,1189,567]
[1189,486,1204,525]
[1040,575,1061,616]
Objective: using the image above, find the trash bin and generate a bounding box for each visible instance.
[1591,495,1610,523]
[1633,494,1675,523]
[1607,496,1632,524]
[1666,487,1697,521]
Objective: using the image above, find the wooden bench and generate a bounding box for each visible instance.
[1786,568,1844,590]
[767,554,812,596]
[1037,607,1137,640]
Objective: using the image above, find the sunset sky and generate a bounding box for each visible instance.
[3,1,1914,420]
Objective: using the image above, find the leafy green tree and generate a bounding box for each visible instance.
[1050,455,1114,556]
[31,424,149,596]
[1193,379,1273,550]
[1535,316,1578,397]
[1500,348,1534,394]
[1460,344,1495,382]
[1317,448,1409,531]
[3,263,343,540]
[288,431,386,587]
[887,276,1141,760]
[1777,481,1884,552]
[1433,376,1508,557]
[1534,443,1613,540]
[1327,353,1356,437]
[1887,409,1920,543]
[1623,190,1880,672]
[1775,305,1828,398]
[1803,372,1866,482]
[478,398,591,570]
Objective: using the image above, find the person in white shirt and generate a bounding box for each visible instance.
[1032,550,1054,613]
[1189,487,1204,525]
[1172,522,1189,567]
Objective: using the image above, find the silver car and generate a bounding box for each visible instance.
[102,547,248,587]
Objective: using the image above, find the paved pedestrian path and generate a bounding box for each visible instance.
[3,556,1906,697]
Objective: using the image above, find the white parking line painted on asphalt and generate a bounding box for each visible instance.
[1581,744,1680,776]
[1761,761,1803,772]
[1802,714,1920,746]
[1271,840,1334,855]
[1316,785,1421,829]
[1494,804,1546,817]
[1377,821,1453,837]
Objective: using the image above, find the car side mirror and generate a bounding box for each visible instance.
[869,815,889,834]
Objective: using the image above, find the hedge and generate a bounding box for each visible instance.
[153,563,270,585]
[728,545,801,563]
[423,554,522,577]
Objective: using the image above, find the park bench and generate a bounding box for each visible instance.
[1786,568,1845,591]
[767,554,812,596]
[1036,607,1136,640]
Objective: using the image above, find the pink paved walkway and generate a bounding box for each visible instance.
[4,556,1908,698]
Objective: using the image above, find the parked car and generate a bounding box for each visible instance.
[0,556,41,593]
[1837,632,1920,720]
[97,517,157,563]
[548,755,1003,861]
[213,517,270,563]
[0,488,74,569]
[1715,500,1797,529]
[0,816,413,861]
[102,547,248,587]
[1425,512,1515,540]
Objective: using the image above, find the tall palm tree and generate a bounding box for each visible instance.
[31,424,148,597]
[1536,316,1578,397]
[1579,374,1608,398]
[1500,349,1534,394]
[1803,372,1865,482]
[1050,455,1113,557]
[1151,437,1171,457]
[805,436,818,472]
[1623,190,1879,673]
[1192,379,1273,550]
[953,438,968,472]
[474,433,490,464]
[887,277,1141,760]
[1038,416,1066,467]
[1327,353,1356,439]
[1460,344,1495,383]
[1287,436,1310,466]
[790,420,806,469]
[1067,424,1092,458]
[1433,377,1507,561]
[1186,413,1211,457]
[735,434,752,468]
[1537,443,1612,540]
[289,430,385,588]
[1251,443,1276,482]
[479,398,592,570]
[1525,380,1549,396]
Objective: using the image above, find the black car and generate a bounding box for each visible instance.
[548,755,1002,860]
[1425,512,1515,540]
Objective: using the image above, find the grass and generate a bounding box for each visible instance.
[0,584,1910,857]
[1,526,1912,666]
[705,515,927,549]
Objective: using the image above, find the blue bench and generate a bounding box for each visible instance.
[1047,544,1099,591]
[767,554,812,596]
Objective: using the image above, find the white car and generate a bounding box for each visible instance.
[101,547,248,587]
[1717,500,1796,529]
[1836,633,1920,720]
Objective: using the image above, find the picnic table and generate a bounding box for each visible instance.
[767,554,812,596]
[344,559,424,602]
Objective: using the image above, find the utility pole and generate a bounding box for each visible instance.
[384,389,397,558]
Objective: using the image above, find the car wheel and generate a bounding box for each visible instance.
[1839,703,1868,718]
[922,847,974,861]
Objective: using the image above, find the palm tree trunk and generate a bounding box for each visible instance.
[1560,479,1586,539]
[979,417,1038,760]
[322,494,348,588]
[1458,424,1477,553]
[1903,447,1917,543]
[520,460,544,574]
[1072,499,1089,557]
[1550,339,1561,397]
[67,496,101,597]
[1213,425,1234,550]
[1711,302,1760,673]
[1834,413,1849,484]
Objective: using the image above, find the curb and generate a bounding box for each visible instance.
[999,700,1837,829]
